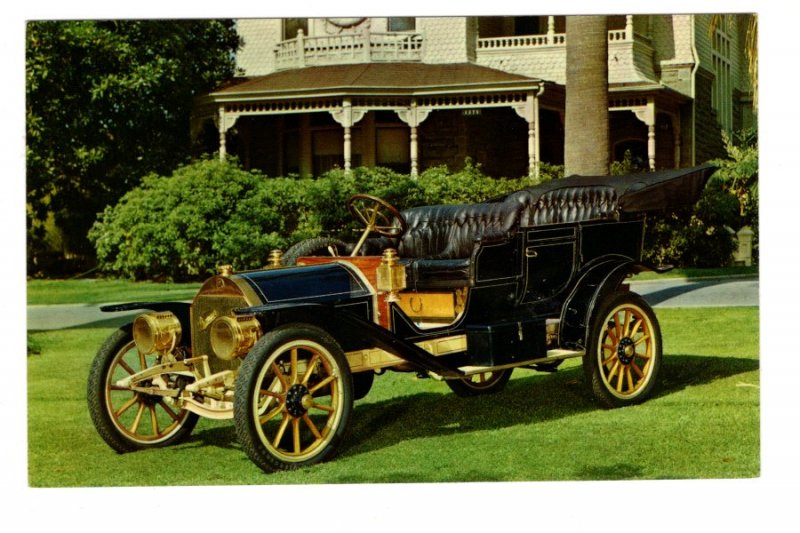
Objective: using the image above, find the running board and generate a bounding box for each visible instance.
[457,348,585,376]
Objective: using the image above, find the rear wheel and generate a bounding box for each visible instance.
[446,369,513,397]
[584,292,662,407]
[234,324,353,472]
[87,326,198,452]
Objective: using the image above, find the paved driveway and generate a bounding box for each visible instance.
[629,276,759,308]
[27,276,758,331]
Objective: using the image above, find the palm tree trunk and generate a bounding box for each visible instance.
[564,15,609,176]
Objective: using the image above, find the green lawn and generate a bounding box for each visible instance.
[27,306,759,486]
[26,278,200,306]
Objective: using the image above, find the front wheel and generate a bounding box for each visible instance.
[446,369,513,397]
[234,324,353,472]
[584,292,662,408]
[87,326,198,452]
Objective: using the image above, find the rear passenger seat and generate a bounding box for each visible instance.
[360,184,620,289]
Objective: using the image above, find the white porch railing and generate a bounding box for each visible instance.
[477,27,640,50]
[275,30,424,70]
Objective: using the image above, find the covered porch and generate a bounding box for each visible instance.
[193,63,563,178]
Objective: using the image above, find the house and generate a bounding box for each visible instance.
[193,15,755,178]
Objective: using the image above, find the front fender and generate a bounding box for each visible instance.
[558,256,646,349]
[236,302,462,378]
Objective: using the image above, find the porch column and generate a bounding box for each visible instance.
[331,98,366,174]
[633,97,656,171]
[547,16,556,43]
[514,89,542,178]
[215,105,239,160]
[396,99,431,179]
[625,15,634,40]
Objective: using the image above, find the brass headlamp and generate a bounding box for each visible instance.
[132,311,182,355]
[209,315,262,360]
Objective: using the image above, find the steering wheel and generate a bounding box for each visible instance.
[347,194,408,256]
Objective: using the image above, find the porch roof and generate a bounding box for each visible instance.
[207,63,546,101]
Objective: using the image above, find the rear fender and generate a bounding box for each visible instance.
[558,257,646,349]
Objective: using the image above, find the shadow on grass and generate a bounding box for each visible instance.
[184,354,759,461]
[640,278,754,307]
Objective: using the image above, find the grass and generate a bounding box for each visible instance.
[26,266,757,306]
[27,306,759,486]
[632,265,758,281]
[26,278,200,305]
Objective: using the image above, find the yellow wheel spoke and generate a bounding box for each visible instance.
[130,402,146,434]
[308,375,336,395]
[303,414,323,440]
[149,404,159,436]
[616,366,625,392]
[628,318,643,338]
[259,404,284,425]
[292,418,301,454]
[606,360,620,381]
[622,310,632,338]
[272,414,290,448]
[259,389,282,399]
[290,348,299,384]
[301,354,320,385]
[114,395,139,417]
[138,350,147,371]
[271,362,288,390]
[614,313,623,342]
[158,399,180,422]
[602,342,616,352]
[634,333,651,347]
[602,353,618,367]
[626,366,635,392]
[309,402,334,413]
[631,361,644,379]
[117,359,136,376]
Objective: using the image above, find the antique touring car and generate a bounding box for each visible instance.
[88,164,715,473]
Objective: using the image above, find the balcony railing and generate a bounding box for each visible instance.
[477,27,642,50]
[275,30,424,70]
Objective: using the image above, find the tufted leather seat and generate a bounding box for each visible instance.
[520,185,618,226]
[359,184,619,289]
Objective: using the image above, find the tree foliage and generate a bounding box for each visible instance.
[26,20,241,270]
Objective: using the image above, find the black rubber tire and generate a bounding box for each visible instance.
[583,291,662,408]
[446,368,513,397]
[234,324,354,472]
[352,371,375,401]
[282,237,348,266]
[87,325,198,453]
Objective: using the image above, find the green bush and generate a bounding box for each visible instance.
[642,130,758,268]
[90,158,311,280]
[91,158,566,280]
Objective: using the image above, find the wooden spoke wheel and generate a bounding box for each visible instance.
[234,324,353,472]
[87,326,198,452]
[446,368,513,397]
[584,292,662,407]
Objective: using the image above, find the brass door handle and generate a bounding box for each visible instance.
[525,247,538,258]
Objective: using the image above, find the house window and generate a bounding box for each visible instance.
[388,17,415,32]
[376,128,409,173]
[712,16,733,132]
[283,18,308,39]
